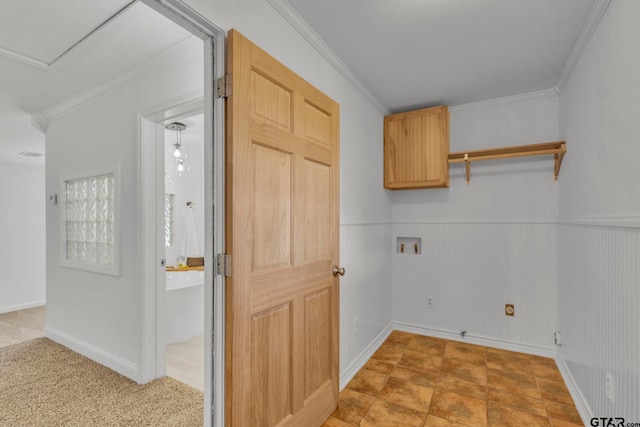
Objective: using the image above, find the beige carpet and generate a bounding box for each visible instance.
[0,338,203,426]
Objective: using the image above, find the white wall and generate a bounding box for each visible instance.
[0,162,45,313]
[558,0,640,420]
[45,0,391,383]
[164,115,205,266]
[338,86,392,380]
[391,93,560,351]
[45,40,204,376]
[340,223,392,386]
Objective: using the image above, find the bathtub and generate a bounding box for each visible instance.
[165,270,204,344]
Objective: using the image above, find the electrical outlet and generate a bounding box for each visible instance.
[505,304,515,316]
[353,318,359,336]
[426,296,434,308]
[554,332,562,346]
[606,372,615,403]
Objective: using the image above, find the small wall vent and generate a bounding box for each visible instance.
[19,151,44,157]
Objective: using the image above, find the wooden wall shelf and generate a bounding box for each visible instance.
[448,141,566,183]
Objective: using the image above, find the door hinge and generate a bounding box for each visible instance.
[216,253,232,276]
[216,74,232,98]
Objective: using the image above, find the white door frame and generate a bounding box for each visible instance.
[140,97,204,379]
[137,2,226,426]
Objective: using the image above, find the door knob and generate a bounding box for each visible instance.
[332,266,345,277]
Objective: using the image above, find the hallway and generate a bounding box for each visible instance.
[0,306,203,392]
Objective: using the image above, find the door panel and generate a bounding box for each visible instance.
[252,143,292,271]
[304,101,332,146]
[304,160,331,263]
[252,70,293,131]
[304,288,332,397]
[250,303,292,426]
[225,30,340,427]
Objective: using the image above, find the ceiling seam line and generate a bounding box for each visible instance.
[48,0,137,67]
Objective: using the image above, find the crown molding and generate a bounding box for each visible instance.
[266,0,388,115]
[30,113,49,134]
[43,37,201,122]
[556,0,611,91]
[0,46,49,70]
[449,88,558,112]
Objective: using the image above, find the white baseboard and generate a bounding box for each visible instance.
[339,321,559,392]
[392,321,558,358]
[0,300,45,314]
[555,354,593,425]
[44,326,139,382]
[340,323,394,390]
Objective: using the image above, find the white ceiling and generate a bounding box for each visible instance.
[0,0,133,64]
[286,0,597,112]
[0,0,198,165]
[1,0,600,165]
[0,89,46,166]
[0,1,195,113]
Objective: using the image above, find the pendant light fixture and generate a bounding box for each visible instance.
[166,122,187,173]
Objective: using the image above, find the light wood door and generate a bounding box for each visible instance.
[225,30,340,427]
[384,106,449,189]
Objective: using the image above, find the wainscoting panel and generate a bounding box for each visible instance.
[391,222,558,350]
[339,222,392,385]
[558,222,640,421]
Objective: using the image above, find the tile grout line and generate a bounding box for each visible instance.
[423,343,439,426]
[485,350,489,426]
[334,332,579,427]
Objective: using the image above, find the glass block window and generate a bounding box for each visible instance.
[165,194,174,247]
[61,165,120,275]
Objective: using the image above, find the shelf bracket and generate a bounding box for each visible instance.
[554,143,567,181]
[464,153,470,184]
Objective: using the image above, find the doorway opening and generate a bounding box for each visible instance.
[0,0,224,425]
[163,112,205,390]
[137,1,225,426]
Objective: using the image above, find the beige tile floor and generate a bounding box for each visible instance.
[0,306,45,348]
[323,331,583,427]
[0,306,203,392]
[166,334,204,391]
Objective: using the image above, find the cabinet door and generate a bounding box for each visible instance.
[384,106,449,189]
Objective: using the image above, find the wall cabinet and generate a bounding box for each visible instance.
[384,106,449,189]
